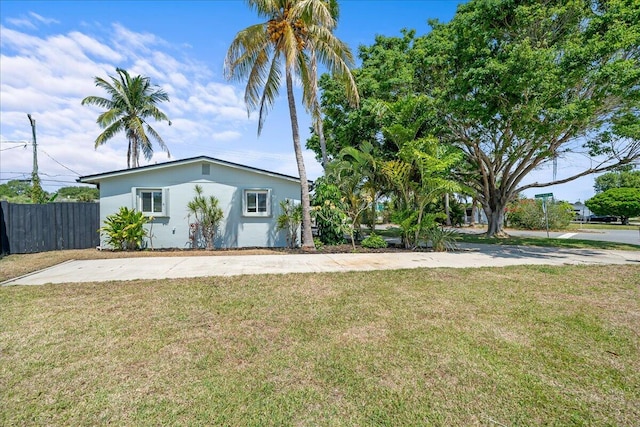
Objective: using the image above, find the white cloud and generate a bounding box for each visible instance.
[0,21,300,190]
[29,12,59,25]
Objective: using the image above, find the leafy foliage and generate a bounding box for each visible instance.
[360,233,387,249]
[82,68,171,169]
[186,185,224,250]
[507,198,574,230]
[594,168,640,193]
[424,226,458,252]
[100,207,149,250]
[57,186,99,202]
[586,188,640,225]
[315,0,640,237]
[0,179,57,204]
[276,199,303,248]
[311,177,347,245]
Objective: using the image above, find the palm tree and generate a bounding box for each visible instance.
[225,0,359,250]
[82,68,172,169]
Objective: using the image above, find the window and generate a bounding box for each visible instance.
[202,164,210,175]
[133,188,168,216]
[243,189,271,217]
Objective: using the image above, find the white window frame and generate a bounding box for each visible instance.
[132,187,169,217]
[243,189,271,217]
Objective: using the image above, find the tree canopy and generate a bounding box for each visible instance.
[82,68,172,169]
[312,0,640,237]
[586,187,640,225]
[594,167,640,193]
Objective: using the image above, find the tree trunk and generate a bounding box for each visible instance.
[316,116,329,170]
[470,197,477,226]
[483,202,508,237]
[286,70,315,250]
[444,193,451,226]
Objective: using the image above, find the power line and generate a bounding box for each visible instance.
[0,145,27,152]
[39,149,81,175]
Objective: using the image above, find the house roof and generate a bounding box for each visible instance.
[78,155,311,185]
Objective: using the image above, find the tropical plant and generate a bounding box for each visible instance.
[586,188,640,225]
[361,232,387,249]
[382,134,461,249]
[424,226,458,252]
[224,0,359,250]
[100,206,149,250]
[276,199,303,248]
[311,177,347,245]
[186,185,224,250]
[82,68,172,169]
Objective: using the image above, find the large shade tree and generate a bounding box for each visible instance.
[225,0,358,249]
[82,68,172,169]
[413,0,640,236]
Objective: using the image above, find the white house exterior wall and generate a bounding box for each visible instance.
[96,161,301,249]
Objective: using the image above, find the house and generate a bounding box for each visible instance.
[78,156,307,249]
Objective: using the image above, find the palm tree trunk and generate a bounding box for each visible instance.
[316,116,329,169]
[445,193,451,226]
[286,70,315,250]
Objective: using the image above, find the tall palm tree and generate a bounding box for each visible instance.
[225,0,359,249]
[82,68,172,169]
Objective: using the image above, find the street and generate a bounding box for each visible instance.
[504,227,640,246]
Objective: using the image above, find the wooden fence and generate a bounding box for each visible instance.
[0,201,100,255]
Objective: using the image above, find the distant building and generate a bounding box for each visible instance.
[571,201,592,221]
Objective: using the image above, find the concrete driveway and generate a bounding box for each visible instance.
[3,244,639,286]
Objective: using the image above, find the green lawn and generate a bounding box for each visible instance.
[568,222,640,231]
[2,265,639,425]
[455,233,640,251]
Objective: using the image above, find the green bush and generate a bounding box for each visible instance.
[311,178,347,245]
[100,207,149,250]
[424,226,458,252]
[313,237,324,250]
[276,199,303,248]
[187,185,224,250]
[361,233,388,249]
[507,198,573,230]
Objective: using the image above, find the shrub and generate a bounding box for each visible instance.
[311,178,347,245]
[424,226,458,252]
[361,233,388,249]
[100,207,149,250]
[276,199,302,248]
[507,198,573,230]
[313,237,324,250]
[187,185,224,250]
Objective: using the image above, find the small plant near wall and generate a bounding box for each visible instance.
[187,185,224,250]
[361,233,387,249]
[100,206,149,250]
[276,199,302,249]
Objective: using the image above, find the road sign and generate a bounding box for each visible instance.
[535,193,553,199]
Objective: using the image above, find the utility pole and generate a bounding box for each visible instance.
[27,114,38,178]
[27,114,45,203]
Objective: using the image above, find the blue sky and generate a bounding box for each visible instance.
[0,0,598,202]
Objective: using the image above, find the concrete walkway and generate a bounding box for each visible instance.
[3,244,639,286]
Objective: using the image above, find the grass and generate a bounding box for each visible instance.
[568,222,640,231]
[1,265,639,425]
[455,233,640,251]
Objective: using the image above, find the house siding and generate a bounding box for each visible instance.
[95,160,301,249]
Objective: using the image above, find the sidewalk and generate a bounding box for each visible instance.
[3,244,639,286]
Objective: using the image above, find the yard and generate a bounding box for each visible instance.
[1,263,639,425]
